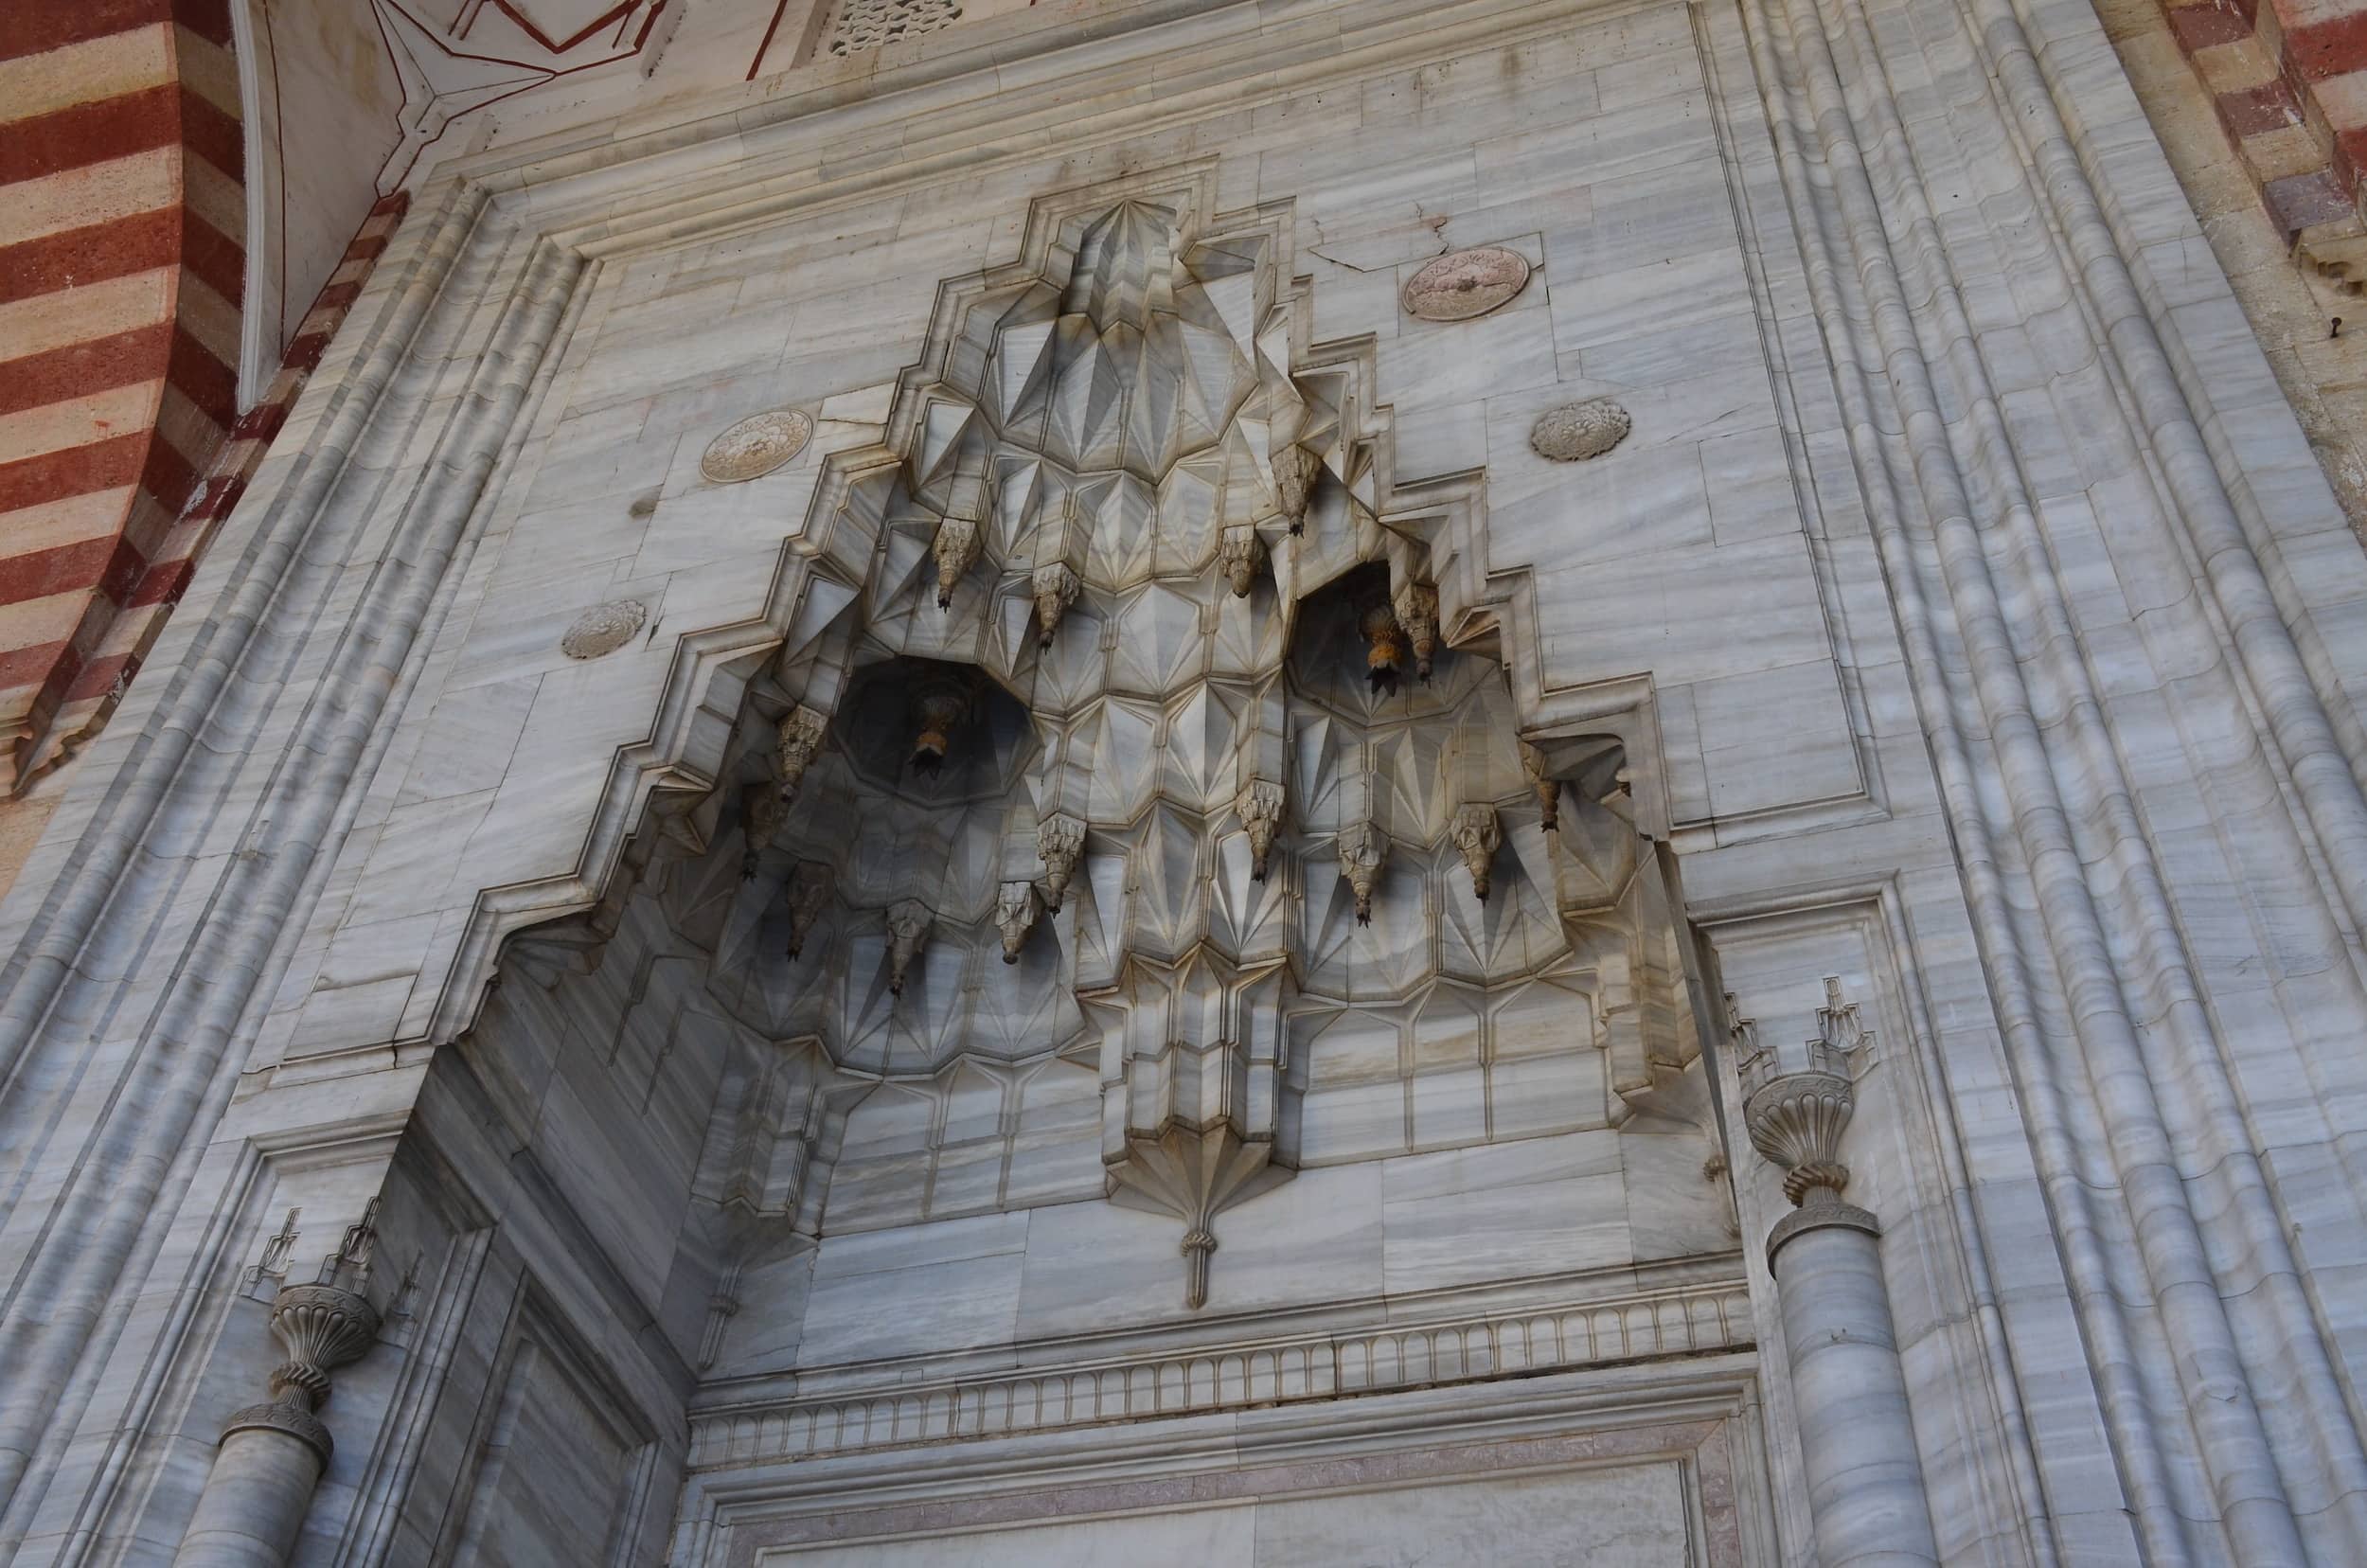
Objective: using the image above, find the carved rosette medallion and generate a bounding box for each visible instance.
[700,409,812,483]
[1529,398,1632,462]
[1400,246,1532,322]
[560,599,647,660]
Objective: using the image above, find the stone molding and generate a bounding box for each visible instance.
[685,1270,1752,1469]
[683,1359,1768,1567]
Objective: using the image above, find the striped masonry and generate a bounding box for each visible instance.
[70,192,415,771]
[0,0,244,791]
[2154,0,2367,278]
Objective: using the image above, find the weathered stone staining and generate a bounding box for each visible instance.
[559,598,646,659]
[1399,245,1531,320]
[699,409,812,483]
[1529,398,1632,462]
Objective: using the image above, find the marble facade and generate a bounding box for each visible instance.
[5,0,2367,1560]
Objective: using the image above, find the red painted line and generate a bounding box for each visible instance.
[749,0,793,79]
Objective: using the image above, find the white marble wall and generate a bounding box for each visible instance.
[4,0,2367,1559]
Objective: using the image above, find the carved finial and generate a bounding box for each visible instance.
[884,900,933,997]
[1337,821,1387,925]
[1234,779,1285,882]
[933,517,981,609]
[994,881,1041,963]
[1032,561,1079,649]
[1521,741,1559,832]
[1271,444,1319,535]
[740,784,785,879]
[1037,813,1086,912]
[906,676,971,777]
[783,861,833,960]
[773,705,828,801]
[1449,802,1502,902]
[1218,525,1267,598]
[244,1207,301,1295]
[1359,604,1405,697]
[1393,582,1439,683]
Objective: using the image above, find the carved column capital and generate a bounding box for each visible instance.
[1735,980,1879,1261]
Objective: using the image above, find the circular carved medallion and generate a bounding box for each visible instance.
[700,409,812,484]
[1400,247,1533,322]
[1529,398,1633,462]
[561,599,648,660]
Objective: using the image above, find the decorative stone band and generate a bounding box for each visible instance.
[220,1400,334,1468]
[1765,1196,1882,1265]
[686,1274,1753,1469]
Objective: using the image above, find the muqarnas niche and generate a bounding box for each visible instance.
[441,196,1719,1349]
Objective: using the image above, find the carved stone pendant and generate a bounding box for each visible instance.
[933,516,981,609]
[1450,802,1503,902]
[1336,820,1387,925]
[773,704,828,801]
[1521,740,1560,832]
[1234,778,1284,881]
[1270,444,1321,535]
[994,880,1041,963]
[739,783,785,879]
[1218,525,1267,598]
[1032,561,1079,649]
[783,861,833,959]
[1393,581,1439,683]
[1037,813,1086,911]
[884,899,933,997]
